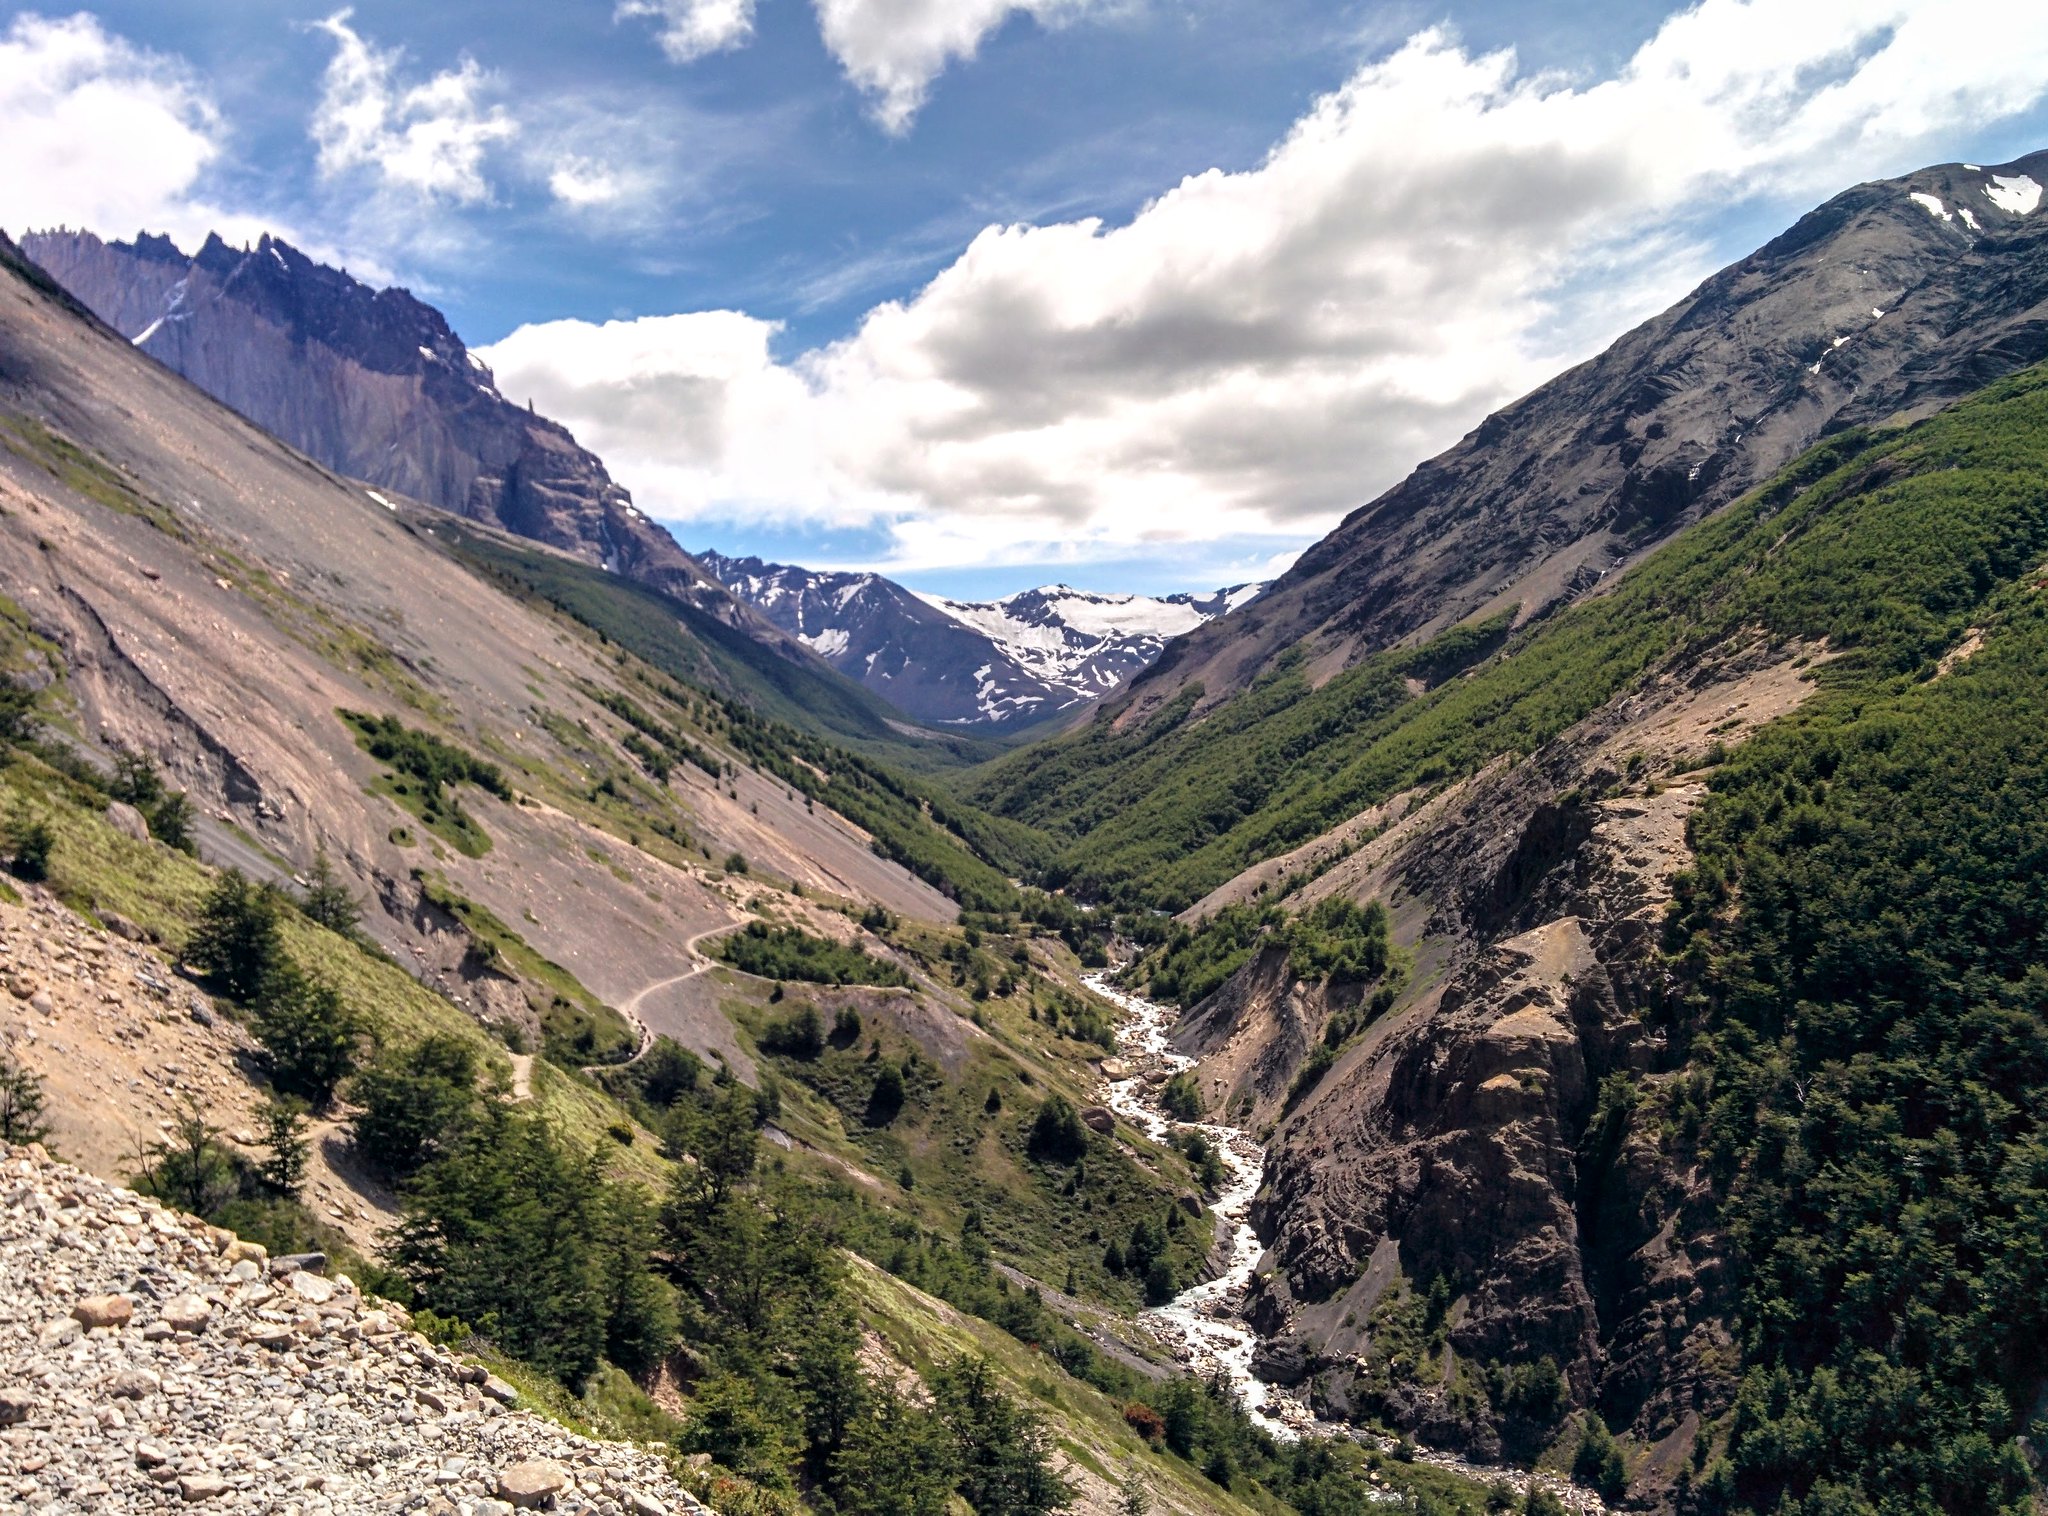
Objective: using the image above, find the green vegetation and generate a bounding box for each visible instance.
[1138,894,1399,1009]
[108,748,195,852]
[340,709,511,857]
[717,922,910,988]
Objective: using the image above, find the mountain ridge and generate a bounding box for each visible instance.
[698,549,1265,726]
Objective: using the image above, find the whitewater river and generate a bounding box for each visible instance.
[1085,971,1605,1511]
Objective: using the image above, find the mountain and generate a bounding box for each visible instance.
[1117,151,2048,724]
[0,229,1318,1516]
[17,227,755,631]
[699,550,1264,726]
[971,151,2048,907]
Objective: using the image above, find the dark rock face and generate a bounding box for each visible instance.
[1127,150,2048,719]
[18,228,735,620]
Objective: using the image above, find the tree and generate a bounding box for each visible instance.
[1523,1490,1567,1516]
[6,812,53,883]
[1144,1256,1177,1307]
[1028,1095,1089,1164]
[140,1099,234,1216]
[392,1108,612,1387]
[1118,1464,1151,1516]
[1573,1412,1627,1501]
[597,1183,679,1376]
[184,870,284,1001]
[866,1062,906,1125]
[0,1050,50,1145]
[256,1095,310,1198]
[296,847,361,938]
[254,964,359,1107]
[831,1392,959,1516]
[930,1357,1073,1516]
[148,790,194,853]
[348,1034,482,1178]
[635,1037,702,1107]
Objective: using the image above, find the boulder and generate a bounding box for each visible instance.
[73,1294,134,1330]
[104,801,150,842]
[0,1387,32,1425]
[108,1368,161,1399]
[288,1270,336,1304]
[498,1459,570,1509]
[98,909,144,941]
[178,1474,229,1503]
[1080,1105,1117,1135]
[160,1295,212,1333]
[270,1250,327,1277]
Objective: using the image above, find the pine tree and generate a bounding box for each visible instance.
[256,1095,310,1198]
[1118,1465,1150,1516]
[297,847,361,938]
[254,964,359,1107]
[0,1050,50,1145]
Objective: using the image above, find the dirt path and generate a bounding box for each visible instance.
[583,923,743,1077]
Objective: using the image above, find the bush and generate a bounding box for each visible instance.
[296,847,361,938]
[759,1005,827,1059]
[718,923,909,988]
[1160,1071,1202,1121]
[1572,1413,1627,1501]
[5,813,53,883]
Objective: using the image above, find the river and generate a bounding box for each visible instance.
[1086,971,1606,1512]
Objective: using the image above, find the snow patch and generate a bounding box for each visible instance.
[1958,206,1981,231]
[132,317,164,346]
[365,489,397,511]
[1985,174,2043,215]
[1910,191,1951,221]
[801,628,851,659]
[1871,307,1886,319]
[417,345,439,363]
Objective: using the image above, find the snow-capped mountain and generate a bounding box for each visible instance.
[698,553,1265,727]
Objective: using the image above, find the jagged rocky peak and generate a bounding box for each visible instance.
[17,226,734,617]
[698,551,1266,727]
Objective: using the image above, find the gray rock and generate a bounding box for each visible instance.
[0,1386,32,1425]
[107,1366,162,1398]
[271,1250,328,1278]
[497,1459,569,1508]
[73,1293,134,1329]
[161,1293,213,1332]
[99,908,145,940]
[105,800,151,842]
[179,1473,230,1502]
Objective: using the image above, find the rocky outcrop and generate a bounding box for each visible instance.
[17,229,742,628]
[0,1143,711,1515]
[1215,643,1820,1461]
[1118,149,2048,722]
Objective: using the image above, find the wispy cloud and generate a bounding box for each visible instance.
[616,0,758,63]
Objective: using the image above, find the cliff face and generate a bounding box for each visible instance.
[1191,639,1829,1473]
[1121,151,2048,721]
[18,228,738,622]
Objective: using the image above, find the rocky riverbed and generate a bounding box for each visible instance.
[0,1144,709,1516]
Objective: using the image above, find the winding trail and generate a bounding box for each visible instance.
[583,922,744,1077]
[1086,972,1605,1512]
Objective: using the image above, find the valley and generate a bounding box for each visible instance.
[0,129,2044,1516]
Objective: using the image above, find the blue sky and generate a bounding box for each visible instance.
[4,1,2048,599]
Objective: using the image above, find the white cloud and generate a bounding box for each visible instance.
[814,0,1113,133]
[618,0,758,63]
[482,0,2048,577]
[0,12,235,245]
[309,9,516,205]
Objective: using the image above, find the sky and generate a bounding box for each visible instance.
[3,2,2048,599]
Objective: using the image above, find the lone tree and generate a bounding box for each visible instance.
[256,1095,310,1198]
[185,870,284,1001]
[1028,1094,1090,1164]
[296,847,361,938]
[0,1050,50,1145]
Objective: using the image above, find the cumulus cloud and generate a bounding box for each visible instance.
[815,0,1112,133]
[310,9,516,205]
[493,0,2048,575]
[618,0,758,63]
[0,12,239,245]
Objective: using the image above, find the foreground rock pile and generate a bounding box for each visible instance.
[0,1145,710,1516]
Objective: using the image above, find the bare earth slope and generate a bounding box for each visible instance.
[0,231,954,1064]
